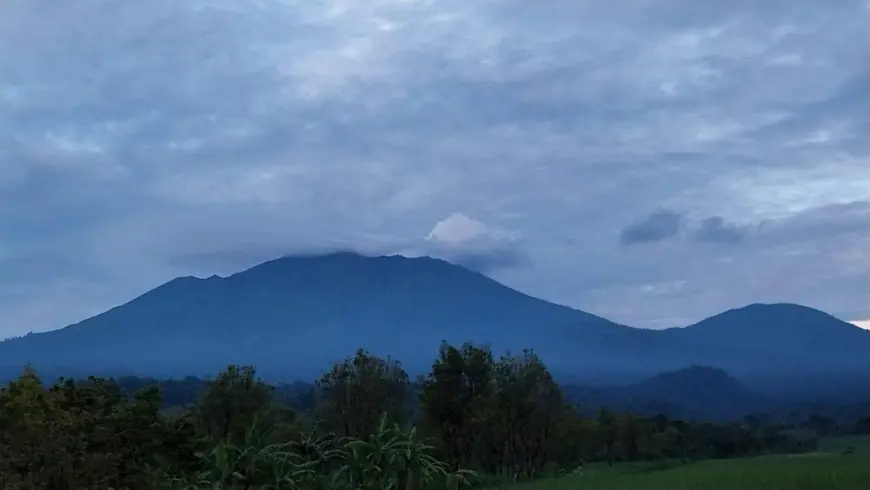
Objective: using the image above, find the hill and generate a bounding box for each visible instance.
[661,303,870,395]
[665,303,870,355]
[1,252,868,394]
[563,366,762,421]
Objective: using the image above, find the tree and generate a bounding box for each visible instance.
[0,369,178,489]
[316,349,411,439]
[194,364,275,445]
[492,349,566,479]
[597,407,618,465]
[419,342,496,469]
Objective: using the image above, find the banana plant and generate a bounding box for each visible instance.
[190,417,318,490]
[335,414,476,490]
[287,427,345,490]
[190,441,250,489]
[336,414,403,490]
[387,423,448,490]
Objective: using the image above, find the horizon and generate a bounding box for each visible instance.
[2,1,868,337]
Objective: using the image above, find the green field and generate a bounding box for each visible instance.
[819,435,870,455]
[489,453,870,490]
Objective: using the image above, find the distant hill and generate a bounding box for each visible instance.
[1,252,868,396]
[661,303,870,395]
[564,366,762,421]
[664,303,870,364]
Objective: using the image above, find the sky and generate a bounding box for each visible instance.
[1,0,868,336]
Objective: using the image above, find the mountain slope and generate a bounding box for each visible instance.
[0,253,693,379]
[1,253,868,389]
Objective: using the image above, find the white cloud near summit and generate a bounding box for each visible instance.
[427,214,495,245]
[422,213,526,273]
[1,0,868,333]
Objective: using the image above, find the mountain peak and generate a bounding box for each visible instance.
[238,252,453,275]
[665,301,870,376]
[736,302,830,315]
[692,302,857,334]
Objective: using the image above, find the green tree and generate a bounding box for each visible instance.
[0,368,178,489]
[419,342,496,469]
[492,350,566,479]
[596,407,618,465]
[194,365,274,445]
[315,349,411,439]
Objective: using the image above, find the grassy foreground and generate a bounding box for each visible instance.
[818,434,870,455]
[490,454,869,490]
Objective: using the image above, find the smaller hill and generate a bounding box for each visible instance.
[564,366,761,421]
[627,366,761,420]
[661,303,870,382]
[676,303,866,338]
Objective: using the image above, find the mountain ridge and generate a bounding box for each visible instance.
[1,252,868,394]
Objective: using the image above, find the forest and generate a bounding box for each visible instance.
[1,342,867,490]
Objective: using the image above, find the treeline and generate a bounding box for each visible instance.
[108,370,870,433]
[0,343,855,489]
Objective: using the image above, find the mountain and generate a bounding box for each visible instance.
[661,303,870,396]
[563,366,762,421]
[665,303,870,363]
[1,252,868,394]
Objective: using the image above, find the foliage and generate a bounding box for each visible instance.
[489,455,870,490]
[0,343,863,489]
[315,349,411,439]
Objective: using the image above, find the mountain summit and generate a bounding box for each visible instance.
[1,253,868,391]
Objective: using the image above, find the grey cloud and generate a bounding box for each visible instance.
[574,201,868,327]
[756,201,870,244]
[692,216,746,244]
[420,243,530,274]
[450,249,529,274]
[166,249,300,276]
[1,0,868,334]
[164,236,530,278]
[620,210,683,245]
[159,211,531,277]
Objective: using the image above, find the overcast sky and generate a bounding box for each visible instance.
[1,0,868,335]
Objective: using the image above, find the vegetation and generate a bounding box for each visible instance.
[491,455,870,490]
[1,342,867,489]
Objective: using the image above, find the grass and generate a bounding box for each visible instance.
[488,453,870,490]
[819,435,870,455]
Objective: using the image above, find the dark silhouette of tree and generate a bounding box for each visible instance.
[194,364,274,445]
[315,349,411,439]
[419,342,496,469]
[0,343,859,489]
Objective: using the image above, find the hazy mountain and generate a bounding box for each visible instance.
[665,303,870,365]
[661,303,870,395]
[2,252,868,395]
[564,366,762,421]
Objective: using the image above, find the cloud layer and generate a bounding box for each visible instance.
[620,210,683,245]
[1,0,868,333]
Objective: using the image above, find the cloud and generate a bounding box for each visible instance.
[421,213,528,273]
[524,200,870,328]
[1,0,868,334]
[692,216,746,244]
[620,210,683,245]
[426,213,495,245]
[160,213,529,276]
